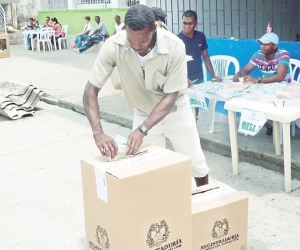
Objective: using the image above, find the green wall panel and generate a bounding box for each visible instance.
[38,8,128,36]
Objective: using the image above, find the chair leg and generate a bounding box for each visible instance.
[208,99,217,133]
[292,121,296,136]
[31,39,35,52]
[36,40,40,52]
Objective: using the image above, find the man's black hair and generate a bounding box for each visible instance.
[151,7,167,23]
[182,10,198,21]
[124,4,156,31]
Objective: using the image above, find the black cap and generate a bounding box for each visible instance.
[151,7,167,22]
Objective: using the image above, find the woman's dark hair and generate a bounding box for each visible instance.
[51,17,61,27]
[51,17,58,22]
[85,16,91,21]
[124,4,155,31]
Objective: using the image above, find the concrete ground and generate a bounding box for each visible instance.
[0,43,300,249]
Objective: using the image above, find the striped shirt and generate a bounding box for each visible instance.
[250,49,291,82]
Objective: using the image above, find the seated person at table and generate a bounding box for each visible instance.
[24,17,39,50]
[50,17,66,49]
[70,16,93,49]
[74,16,108,54]
[177,10,221,120]
[233,32,291,135]
[43,16,52,27]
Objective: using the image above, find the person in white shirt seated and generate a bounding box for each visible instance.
[75,16,108,54]
[71,16,94,49]
[113,15,125,35]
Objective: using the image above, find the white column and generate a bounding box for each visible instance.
[110,0,118,8]
[145,0,156,7]
[67,0,75,10]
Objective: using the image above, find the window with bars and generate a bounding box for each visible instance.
[118,0,139,7]
[40,0,68,10]
[156,0,300,41]
[0,4,6,33]
[79,0,111,4]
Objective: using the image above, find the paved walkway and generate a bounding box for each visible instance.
[2,43,300,182]
[1,43,300,249]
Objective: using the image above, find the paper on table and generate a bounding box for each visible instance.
[241,82,287,101]
[276,83,300,99]
[212,84,251,99]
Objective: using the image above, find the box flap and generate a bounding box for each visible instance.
[82,145,190,179]
[81,145,191,203]
[192,183,248,213]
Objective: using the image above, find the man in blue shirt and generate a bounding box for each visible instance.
[178,10,221,119]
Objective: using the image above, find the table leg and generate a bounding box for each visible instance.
[228,110,239,175]
[282,122,291,192]
[273,121,281,155]
[208,98,217,133]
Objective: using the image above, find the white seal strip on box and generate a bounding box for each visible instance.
[191,186,237,204]
[94,148,170,202]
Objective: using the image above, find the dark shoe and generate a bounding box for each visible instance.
[265,122,273,136]
[28,47,32,50]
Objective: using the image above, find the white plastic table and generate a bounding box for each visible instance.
[189,81,230,133]
[22,29,56,51]
[224,97,300,192]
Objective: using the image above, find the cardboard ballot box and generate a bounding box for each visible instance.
[0,33,11,58]
[192,183,248,250]
[81,145,193,250]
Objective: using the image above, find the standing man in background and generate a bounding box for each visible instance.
[113,15,125,35]
[178,10,221,120]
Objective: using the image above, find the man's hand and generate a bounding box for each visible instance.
[187,79,193,87]
[232,75,239,82]
[243,75,258,84]
[127,128,145,155]
[211,76,223,82]
[93,132,118,158]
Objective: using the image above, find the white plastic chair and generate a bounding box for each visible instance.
[289,59,300,136]
[202,55,240,133]
[21,26,29,50]
[290,58,300,82]
[35,28,53,52]
[279,58,300,143]
[57,25,69,50]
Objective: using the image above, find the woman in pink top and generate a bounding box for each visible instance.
[51,17,65,47]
